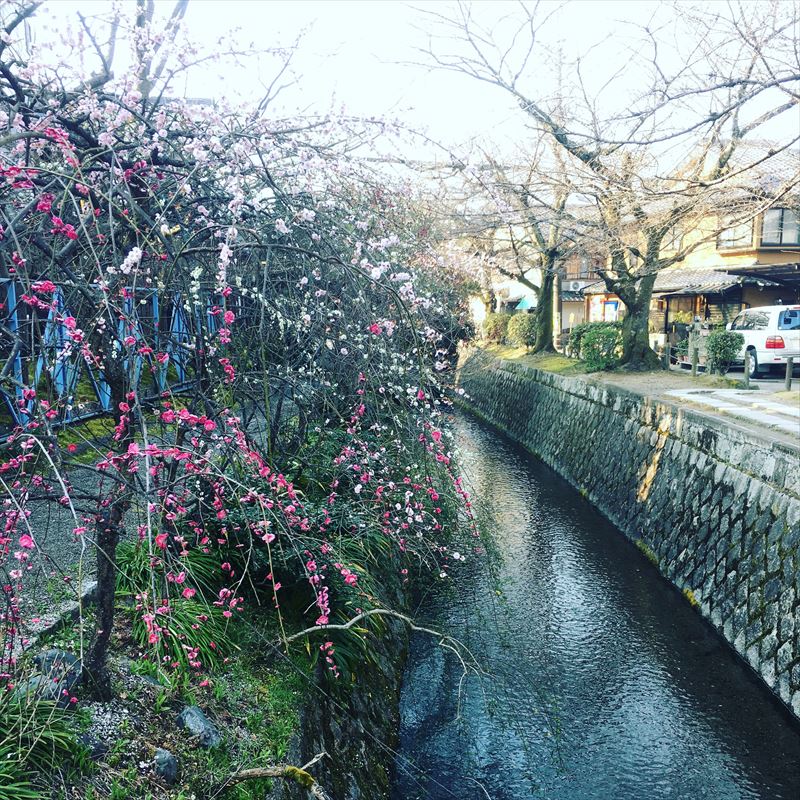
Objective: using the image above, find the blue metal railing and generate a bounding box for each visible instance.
[0,279,224,433]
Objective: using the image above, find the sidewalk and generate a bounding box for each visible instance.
[664,387,799,437]
[483,346,800,447]
[591,369,799,446]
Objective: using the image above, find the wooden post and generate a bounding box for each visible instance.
[743,350,750,389]
[786,357,794,391]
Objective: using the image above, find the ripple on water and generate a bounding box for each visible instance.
[393,413,800,800]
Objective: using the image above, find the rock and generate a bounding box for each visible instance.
[14,650,82,707]
[78,733,109,760]
[34,649,81,685]
[154,748,179,785]
[176,705,221,748]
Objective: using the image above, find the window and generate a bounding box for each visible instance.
[778,309,800,330]
[718,218,753,249]
[761,208,800,246]
[732,310,770,330]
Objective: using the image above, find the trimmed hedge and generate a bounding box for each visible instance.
[706,329,744,374]
[568,321,622,363]
[482,312,513,343]
[507,313,537,348]
[581,323,622,370]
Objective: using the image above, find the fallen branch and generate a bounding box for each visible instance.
[216,752,329,798]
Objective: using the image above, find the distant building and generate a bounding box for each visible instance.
[581,204,799,347]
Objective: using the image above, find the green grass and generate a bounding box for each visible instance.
[183,623,309,799]
[485,344,591,375]
[0,695,86,799]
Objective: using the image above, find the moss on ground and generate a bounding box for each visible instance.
[484,345,591,375]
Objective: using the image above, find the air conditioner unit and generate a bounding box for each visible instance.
[569,281,583,291]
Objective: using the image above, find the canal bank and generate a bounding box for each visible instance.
[455,347,800,719]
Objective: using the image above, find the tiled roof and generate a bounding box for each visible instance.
[652,268,753,294]
[582,266,780,296]
[562,290,584,302]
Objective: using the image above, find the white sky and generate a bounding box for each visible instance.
[41,1,667,154]
[177,0,667,149]
[32,1,799,165]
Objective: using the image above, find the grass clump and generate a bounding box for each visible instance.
[0,694,85,799]
[635,539,659,567]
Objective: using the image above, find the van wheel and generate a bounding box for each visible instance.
[747,349,760,378]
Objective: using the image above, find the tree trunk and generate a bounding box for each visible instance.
[83,363,130,700]
[84,502,123,700]
[533,270,555,352]
[618,272,663,370]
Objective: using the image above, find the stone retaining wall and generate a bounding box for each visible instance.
[457,347,800,717]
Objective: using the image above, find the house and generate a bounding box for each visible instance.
[582,203,799,346]
[560,249,604,330]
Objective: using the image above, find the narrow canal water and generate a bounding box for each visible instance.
[392,412,800,800]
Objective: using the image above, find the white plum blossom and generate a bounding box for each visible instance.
[110,246,143,276]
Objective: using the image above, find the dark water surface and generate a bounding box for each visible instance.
[392,412,800,800]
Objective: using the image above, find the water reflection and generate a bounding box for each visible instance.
[392,412,800,800]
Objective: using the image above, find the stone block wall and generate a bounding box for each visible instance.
[457,347,800,716]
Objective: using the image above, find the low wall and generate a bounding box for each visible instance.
[457,347,800,716]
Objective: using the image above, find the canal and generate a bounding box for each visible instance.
[392,412,800,800]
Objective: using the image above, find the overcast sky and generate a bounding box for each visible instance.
[176,0,669,146]
[43,1,671,154]
[38,0,797,168]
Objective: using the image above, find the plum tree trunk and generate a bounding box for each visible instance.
[84,504,123,700]
[83,368,130,700]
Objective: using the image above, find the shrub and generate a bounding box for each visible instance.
[581,324,623,370]
[482,312,513,343]
[706,330,744,374]
[129,599,234,673]
[568,321,622,364]
[506,313,537,348]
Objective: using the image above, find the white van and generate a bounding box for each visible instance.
[727,305,800,377]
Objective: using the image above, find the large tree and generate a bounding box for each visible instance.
[456,144,578,352]
[423,1,800,368]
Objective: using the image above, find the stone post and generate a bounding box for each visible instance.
[689,317,702,377]
[786,357,794,391]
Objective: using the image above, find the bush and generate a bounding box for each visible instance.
[706,330,744,374]
[506,313,537,348]
[568,321,622,365]
[581,323,623,370]
[482,312,513,343]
